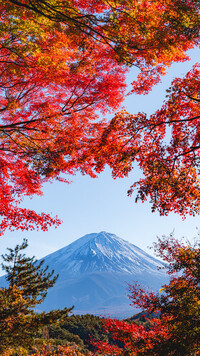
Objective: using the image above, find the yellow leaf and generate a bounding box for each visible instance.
[159,288,165,293]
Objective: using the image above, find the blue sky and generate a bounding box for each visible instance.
[0,48,199,274]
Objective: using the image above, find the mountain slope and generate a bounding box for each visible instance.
[43,231,164,276]
[0,232,168,318]
[41,232,167,317]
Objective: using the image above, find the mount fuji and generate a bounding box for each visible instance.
[0,232,168,318]
[40,232,168,317]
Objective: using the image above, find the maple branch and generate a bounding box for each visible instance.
[16,130,46,151]
[62,77,96,113]
[61,85,79,113]
[2,130,28,154]
[16,82,38,102]
[0,117,44,131]
[0,60,28,68]
[146,115,200,133]
[173,146,200,162]
[103,0,148,31]
[8,0,113,42]
[7,0,144,66]
[186,94,200,102]
[0,44,31,66]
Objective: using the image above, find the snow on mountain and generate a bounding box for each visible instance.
[0,232,168,318]
[39,232,167,317]
[43,231,165,276]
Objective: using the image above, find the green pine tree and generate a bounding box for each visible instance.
[0,239,73,354]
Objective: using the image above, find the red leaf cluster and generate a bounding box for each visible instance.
[0,0,199,232]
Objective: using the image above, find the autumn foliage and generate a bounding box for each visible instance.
[29,344,86,356]
[0,2,200,351]
[95,235,200,355]
[0,0,200,235]
[91,64,200,216]
[0,0,126,234]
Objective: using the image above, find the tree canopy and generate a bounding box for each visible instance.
[90,63,200,216]
[128,235,200,354]
[95,235,200,355]
[0,0,200,235]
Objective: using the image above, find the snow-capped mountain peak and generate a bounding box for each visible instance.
[43,231,164,276]
[0,231,167,317]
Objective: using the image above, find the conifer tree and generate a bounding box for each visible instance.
[0,239,73,353]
